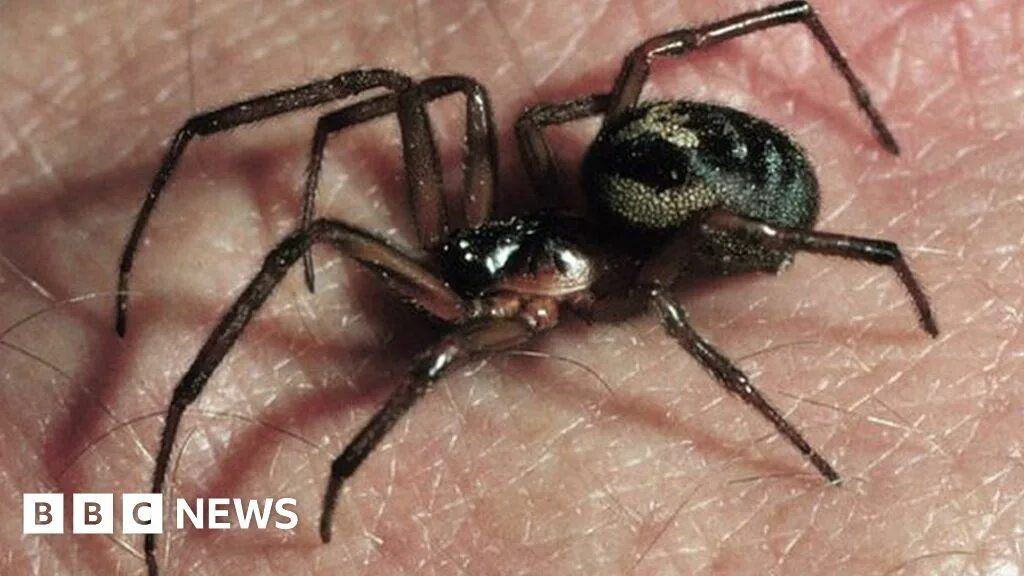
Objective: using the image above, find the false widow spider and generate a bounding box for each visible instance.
[114,2,938,574]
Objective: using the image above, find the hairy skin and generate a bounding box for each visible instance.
[1,1,1022,574]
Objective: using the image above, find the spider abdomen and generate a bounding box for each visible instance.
[582,101,820,272]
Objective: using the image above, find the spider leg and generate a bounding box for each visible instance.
[143,218,467,576]
[300,75,497,290]
[703,210,939,336]
[116,69,412,337]
[515,94,609,200]
[319,316,545,543]
[514,0,898,198]
[648,287,841,483]
[606,0,900,154]
[585,223,700,322]
[418,76,498,231]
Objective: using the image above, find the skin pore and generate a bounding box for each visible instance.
[1,1,1022,574]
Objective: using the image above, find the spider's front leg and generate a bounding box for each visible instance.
[143,218,467,576]
[117,69,411,336]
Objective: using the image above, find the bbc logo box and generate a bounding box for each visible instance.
[23,493,163,534]
[22,494,63,534]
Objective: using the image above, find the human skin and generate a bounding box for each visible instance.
[1,0,1022,574]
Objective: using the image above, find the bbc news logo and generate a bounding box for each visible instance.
[23,494,298,534]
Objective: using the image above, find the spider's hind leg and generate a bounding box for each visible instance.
[513,0,902,208]
[605,0,900,153]
[702,209,938,336]
[648,287,842,483]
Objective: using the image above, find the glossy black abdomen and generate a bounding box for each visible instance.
[581,101,820,273]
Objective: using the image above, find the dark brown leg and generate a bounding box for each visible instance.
[606,0,900,153]
[586,223,700,322]
[299,76,497,290]
[440,77,498,230]
[319,317,544,543]
[704,210,939,336]
[143,218,467,576]
[648,287,841,482]
[116,69,412,336]
[515,3,896,199]
[515,94,609,200]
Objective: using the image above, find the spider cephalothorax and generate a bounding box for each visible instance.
[437,212,603,300]
[115,2,938,575]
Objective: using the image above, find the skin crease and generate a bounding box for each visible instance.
[0,0,1022,574]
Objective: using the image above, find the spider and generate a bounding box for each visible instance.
[114,2,938,574]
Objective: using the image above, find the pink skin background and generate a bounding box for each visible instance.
[1,0,1022,574]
